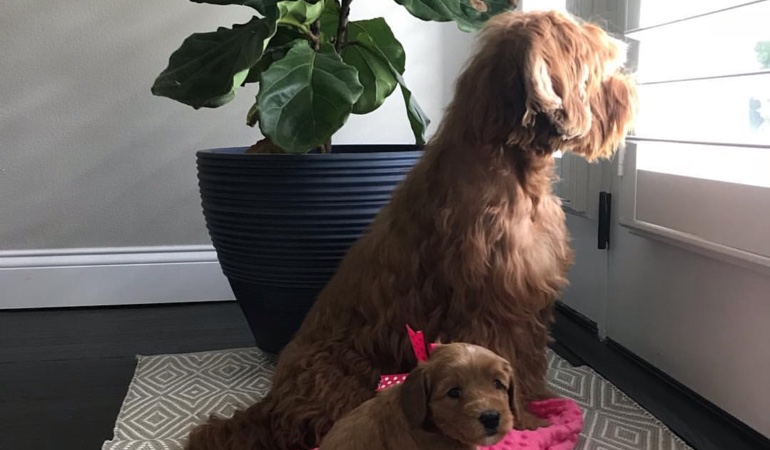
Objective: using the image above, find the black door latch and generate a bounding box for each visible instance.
[598,191,611,250]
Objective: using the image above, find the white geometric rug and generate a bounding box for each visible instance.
[102,348,692,450]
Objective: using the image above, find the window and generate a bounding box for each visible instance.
[621,1,770,267]
[632,1,770,149]
[521,0,567,12]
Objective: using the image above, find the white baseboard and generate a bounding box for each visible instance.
[0,245,235,309]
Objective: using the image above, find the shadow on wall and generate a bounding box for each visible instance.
[0,0,475,251]
[440,23,476,108]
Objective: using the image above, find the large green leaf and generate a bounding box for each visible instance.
[243,28,305,84]
[397,72,431,146]
[152,16,277,109]
[356,35,430,145]
[342,45,396,114]
[244,36,305,126]
[257,41,363,153]
[392,0,447,22]
[276,0,324,31]
[243,1,325,88]
[347,19,405,74]
[341,19,405,114]
[454,0,518,29]
[189,0,279,16]
[319,0,340,40]
[394,0,517,31]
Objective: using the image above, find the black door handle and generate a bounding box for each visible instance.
[598,192,611,250]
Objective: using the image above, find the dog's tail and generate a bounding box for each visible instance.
[184,395,306,450]
[184,404,264,450]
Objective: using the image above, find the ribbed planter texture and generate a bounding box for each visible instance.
[197,145,421,354]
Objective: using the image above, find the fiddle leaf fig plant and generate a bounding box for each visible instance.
[151,0,519,154]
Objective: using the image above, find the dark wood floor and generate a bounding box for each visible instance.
[0,302,255,450]
[1,302,766,450]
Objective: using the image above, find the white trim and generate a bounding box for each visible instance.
[0,246,235,309]
[617,144,770,276]
[618,218,770,275]
[0,245,217,268]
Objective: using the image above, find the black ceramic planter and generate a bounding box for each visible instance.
[197,145,422,354]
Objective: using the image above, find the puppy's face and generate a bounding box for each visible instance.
[400,343,516,447]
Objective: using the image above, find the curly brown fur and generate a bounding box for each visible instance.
[186,10,637,450]
[319,343,516,450]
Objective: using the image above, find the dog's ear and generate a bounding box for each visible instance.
[400,366,429,428]
[448,12,594,147]
[520,20,593,140]
[583,71,637,159]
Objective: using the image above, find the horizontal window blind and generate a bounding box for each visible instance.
[621,1,770,265]
[629,0,770,148]
[627,0,764,33]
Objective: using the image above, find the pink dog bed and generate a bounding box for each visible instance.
[314,327,583,450]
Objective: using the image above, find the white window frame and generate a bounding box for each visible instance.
[618,143,770,273]
[618,1,770,273]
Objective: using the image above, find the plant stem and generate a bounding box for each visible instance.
[335,0,352,53]
[309,21,321,51]
[305,21,329,152]
[322,0,352,154]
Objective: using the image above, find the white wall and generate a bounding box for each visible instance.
[0,0,474,251]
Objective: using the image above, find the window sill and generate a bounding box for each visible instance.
[618,218,770,276]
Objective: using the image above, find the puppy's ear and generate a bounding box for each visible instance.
[507,366,525,421]
[400,366,429,428]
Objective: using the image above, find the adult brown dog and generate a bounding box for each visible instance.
[186,9,636,450]
[319,343,516,450]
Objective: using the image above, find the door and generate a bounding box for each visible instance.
[547,0,630,336]
[556,154,614,337]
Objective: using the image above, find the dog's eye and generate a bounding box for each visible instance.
[494,379,506,390]
[447,387,462,399]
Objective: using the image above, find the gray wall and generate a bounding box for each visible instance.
[0,1,473,251]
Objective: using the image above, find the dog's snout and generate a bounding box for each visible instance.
[479,410,501,431]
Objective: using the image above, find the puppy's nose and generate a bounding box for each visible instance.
[479,410,501,431]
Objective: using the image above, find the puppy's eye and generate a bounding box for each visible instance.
[447,387,462,399]
[494,379,506,390]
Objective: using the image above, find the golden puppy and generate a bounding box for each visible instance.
[319,343,516,450]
